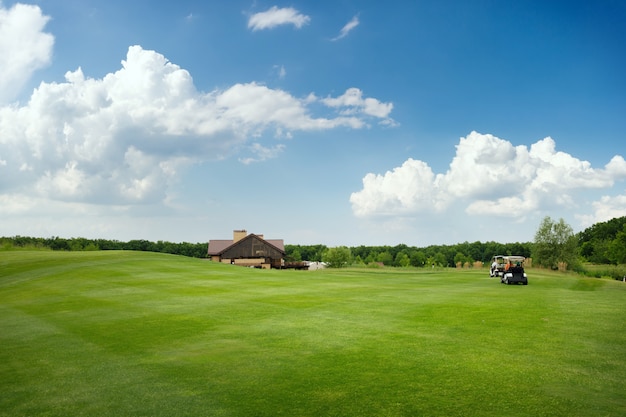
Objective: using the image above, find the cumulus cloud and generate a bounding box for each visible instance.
[248,6,310,31]
[351,131,626,219]
[0,3,53,103]
[605,155,626,178]
[331,15,359,41]
[350,159,445,217]
[0,45,392,206]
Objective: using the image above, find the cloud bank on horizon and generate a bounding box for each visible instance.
[350,132,626,224]
[0,2,625,244]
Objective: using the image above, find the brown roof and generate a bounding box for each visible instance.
[207,240,233,255]
[207,234,285,255]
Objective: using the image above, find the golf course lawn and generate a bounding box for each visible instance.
[1,250,625,416]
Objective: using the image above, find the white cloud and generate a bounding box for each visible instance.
[238,143,286,164]
[350,158,445,217]
[577,193,626,227]
[0,44,392,206]
[36,161,87,198]
[0,3,53,103]
[604,155,626,178]
[0,192,37,214]
[322,87,394,122]
[351,131,625,220]
[331,15,359,41]
[248,6,310,31]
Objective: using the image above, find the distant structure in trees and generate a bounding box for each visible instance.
[207,229,285,269]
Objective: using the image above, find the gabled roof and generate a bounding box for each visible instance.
[208,233,285,255]
[207,240,233,255]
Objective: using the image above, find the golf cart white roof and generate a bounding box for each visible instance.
[493,255,525,262]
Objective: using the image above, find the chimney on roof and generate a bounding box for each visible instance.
[233,229,247,243]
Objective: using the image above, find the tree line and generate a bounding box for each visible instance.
[1,215,624,271]
[289,216,626,272]
[1,234,531,267]
[0,236,208,258]
[286,241,533,268]
[577,216,626,265]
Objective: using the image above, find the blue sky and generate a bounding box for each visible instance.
[1,0,625,247]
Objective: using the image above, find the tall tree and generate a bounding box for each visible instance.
[322,246,352,268]
[607,224,626,265]
[533,216,578,269]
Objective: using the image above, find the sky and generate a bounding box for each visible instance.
[1,0,625,247]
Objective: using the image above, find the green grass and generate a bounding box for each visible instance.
[1,251,625,416]
[579,262,626,280]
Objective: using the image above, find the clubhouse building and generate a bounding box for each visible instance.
[207,230,285,269]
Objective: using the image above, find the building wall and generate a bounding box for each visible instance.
[220,257,271,269]
[222,238,283,260]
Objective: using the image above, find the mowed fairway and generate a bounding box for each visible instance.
[1,251,625,417]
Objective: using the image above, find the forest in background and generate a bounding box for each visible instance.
[1,216,625,271]
[0,236,208,259]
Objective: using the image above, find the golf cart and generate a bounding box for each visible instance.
[489,255,528,285]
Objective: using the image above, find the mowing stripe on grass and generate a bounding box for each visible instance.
[1,251,625,416]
